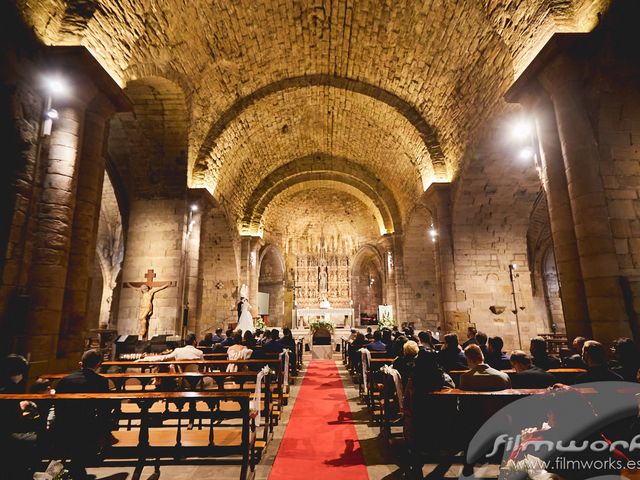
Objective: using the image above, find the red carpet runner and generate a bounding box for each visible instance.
[268,360,369,480]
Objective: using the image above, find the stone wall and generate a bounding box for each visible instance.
[396,204,440,329]
[450,118,547,349]
[196,203,240,334]
[117,199,186,336]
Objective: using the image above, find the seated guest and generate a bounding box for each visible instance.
[139,333,204,362]
[509,350,555,388]
[220,329,235,347]
[348,328,357,342]
[610,337,640,382]
[242,330,257,348]
[576,340,623,383]
[530,336,561,370]
[462,326,478,348]
[365,327,373,340]
[211,328,224,343]
[199,332,214,347]
[263,329,284,354]
[460,345,511,391]
[438,333,467,371]
[381,329,393,347]
[486,336,512,370]
[390,335,408,358]
[0,354,42,480]
[563,336,587,369]
[280,327,296,350]
[366,330,387,352]
[426,329,440,345]
[55,350,112,480]
[417,331,434,351]
[393,340,420,386]
[476,331,489,358]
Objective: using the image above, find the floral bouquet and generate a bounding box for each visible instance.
[378,311,396,330]
[309,319,334,334]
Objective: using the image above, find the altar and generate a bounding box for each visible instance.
[295,308,354,328]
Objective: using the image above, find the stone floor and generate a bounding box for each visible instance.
[87,354,499,479]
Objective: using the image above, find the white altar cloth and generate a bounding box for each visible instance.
[295,308,354,328]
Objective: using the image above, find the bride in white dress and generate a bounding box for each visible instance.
[236,297,255,333]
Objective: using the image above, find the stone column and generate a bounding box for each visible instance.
[58,94,116,362]
[239,235,262,308]
[379,234,400,322]
[539,58,632,342]
[527,90,592,340]
[422,183,458,332]
[21,94,90,372]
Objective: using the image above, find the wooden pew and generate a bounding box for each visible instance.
[448,368,587,386]
[0,391,258,480]
[100,358,290,413]
[40,370,276,439]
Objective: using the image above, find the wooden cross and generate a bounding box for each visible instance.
[144,269,157,287]
[124,269,176,289]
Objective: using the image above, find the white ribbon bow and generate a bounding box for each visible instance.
[250,365,270,427]
[359,348,371,394]
[280,349,290,387]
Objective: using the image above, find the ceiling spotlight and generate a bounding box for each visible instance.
[46,108,58,119]
[45,76,69,97]
[510,119,532,141]
[518,147,534,160]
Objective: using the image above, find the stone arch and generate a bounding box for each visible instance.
[194,74,447,182]
[241,154,402,236]
[352,245,385,324]
[258,244,286,326]
[108,75,189,199]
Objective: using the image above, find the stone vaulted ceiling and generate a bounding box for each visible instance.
[19,0,609,230]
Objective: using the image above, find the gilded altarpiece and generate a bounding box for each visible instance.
[295,246,351,309]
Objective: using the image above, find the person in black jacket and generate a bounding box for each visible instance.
[486,336,511,370]
[437,333,467,371]
[54,350,112,480]
[575,340,623,384]
[530,336,561,370]
[610,337,640,382]
[509,350,555,388]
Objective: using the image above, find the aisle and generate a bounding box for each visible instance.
[268,360,369,480]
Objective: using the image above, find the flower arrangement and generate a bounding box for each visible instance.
[309,319,335,334]
[378,311,396,330]
[254,316,266,331]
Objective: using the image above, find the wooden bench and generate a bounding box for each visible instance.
[448,367,587,386]
[41,370,276,439]
[101,358,290,414]
[0,391,258,480]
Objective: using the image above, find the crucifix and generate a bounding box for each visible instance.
[124,269,176,340]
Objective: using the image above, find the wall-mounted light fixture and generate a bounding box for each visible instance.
[429,226,438,243]
[41,75,69,136]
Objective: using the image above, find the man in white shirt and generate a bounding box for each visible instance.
[138,334,204,362]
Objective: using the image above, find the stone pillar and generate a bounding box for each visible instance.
[422,183,458,332]
[529,91,592,340]
[21,95,90,372]
[58,94,116,361]
[239,235,262,307]
[539,58,631,342]
[380,234,400,322]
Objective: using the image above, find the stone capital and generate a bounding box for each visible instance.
[40,46,131,115]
